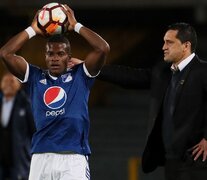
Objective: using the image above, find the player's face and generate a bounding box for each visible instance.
[162,30,186,64]
[45,42,71,77]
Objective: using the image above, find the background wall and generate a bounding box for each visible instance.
[0,1,207,180]
[0,0,207,7]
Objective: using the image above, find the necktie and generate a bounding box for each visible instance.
[171,65,179,74]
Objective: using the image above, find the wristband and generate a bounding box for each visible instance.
[25,26,36,39]
[74,23,83,34]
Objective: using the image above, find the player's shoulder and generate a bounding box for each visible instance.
[29,64,44,73]
[28,64,48,82]
[71,63,83,70]
[67,63,84,75]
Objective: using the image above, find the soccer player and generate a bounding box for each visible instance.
[0,4,110,180]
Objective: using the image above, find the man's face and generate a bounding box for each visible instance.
[45,42,71,76]
[162,30,187,64]
[1,74,20,98]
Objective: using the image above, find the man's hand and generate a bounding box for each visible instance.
[192,138,207,161]
[62,4,77,31]
[68,58,83,69]
[31,10,45,36]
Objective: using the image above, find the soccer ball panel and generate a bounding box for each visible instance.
[46,23,62,35]
[51,7,67,23]
[38,10,50,26]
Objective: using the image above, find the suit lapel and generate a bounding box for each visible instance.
[149,62,171,124]
[159,64,172,106]
[173,56,198,114]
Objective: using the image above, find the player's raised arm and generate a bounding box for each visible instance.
[64,5,110,76]
[0,31,29,80]
[0,12,43,81]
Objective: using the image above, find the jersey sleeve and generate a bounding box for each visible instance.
[22,64,43,97]
[83,63,100,78]
[75,63,96,89]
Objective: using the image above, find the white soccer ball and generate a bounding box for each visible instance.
[37,2,68,36]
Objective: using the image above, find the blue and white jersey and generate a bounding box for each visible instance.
[23,63,95,155]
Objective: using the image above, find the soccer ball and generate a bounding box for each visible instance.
[37,2,68,36]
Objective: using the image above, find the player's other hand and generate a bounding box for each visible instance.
[62,5,77,31]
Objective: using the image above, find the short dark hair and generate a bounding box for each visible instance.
[47,34,71,54]
[167,22,197,53]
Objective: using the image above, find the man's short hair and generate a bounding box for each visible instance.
[47,34,71,53]
[167,22,197,53]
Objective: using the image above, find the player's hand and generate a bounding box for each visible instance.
[68,58,83,68]
[62,4,77,31]
[191,138,207,161]
[31,10,44,36]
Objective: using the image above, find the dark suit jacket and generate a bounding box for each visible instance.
[0,90,35,179]
[98,55,207,173]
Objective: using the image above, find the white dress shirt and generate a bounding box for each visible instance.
[1,97,15,127]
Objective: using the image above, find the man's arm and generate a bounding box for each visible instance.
[0,31,30,81]
[98,65,151,89]
[191,69,207,162]
[64,5,110,76]
[0,13,43,81]
[68,58,151,89]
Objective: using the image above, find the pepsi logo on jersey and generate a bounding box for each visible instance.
[43,86,67,117]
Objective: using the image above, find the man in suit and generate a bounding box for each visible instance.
[0,73,35,180]
[92,22,207,179]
